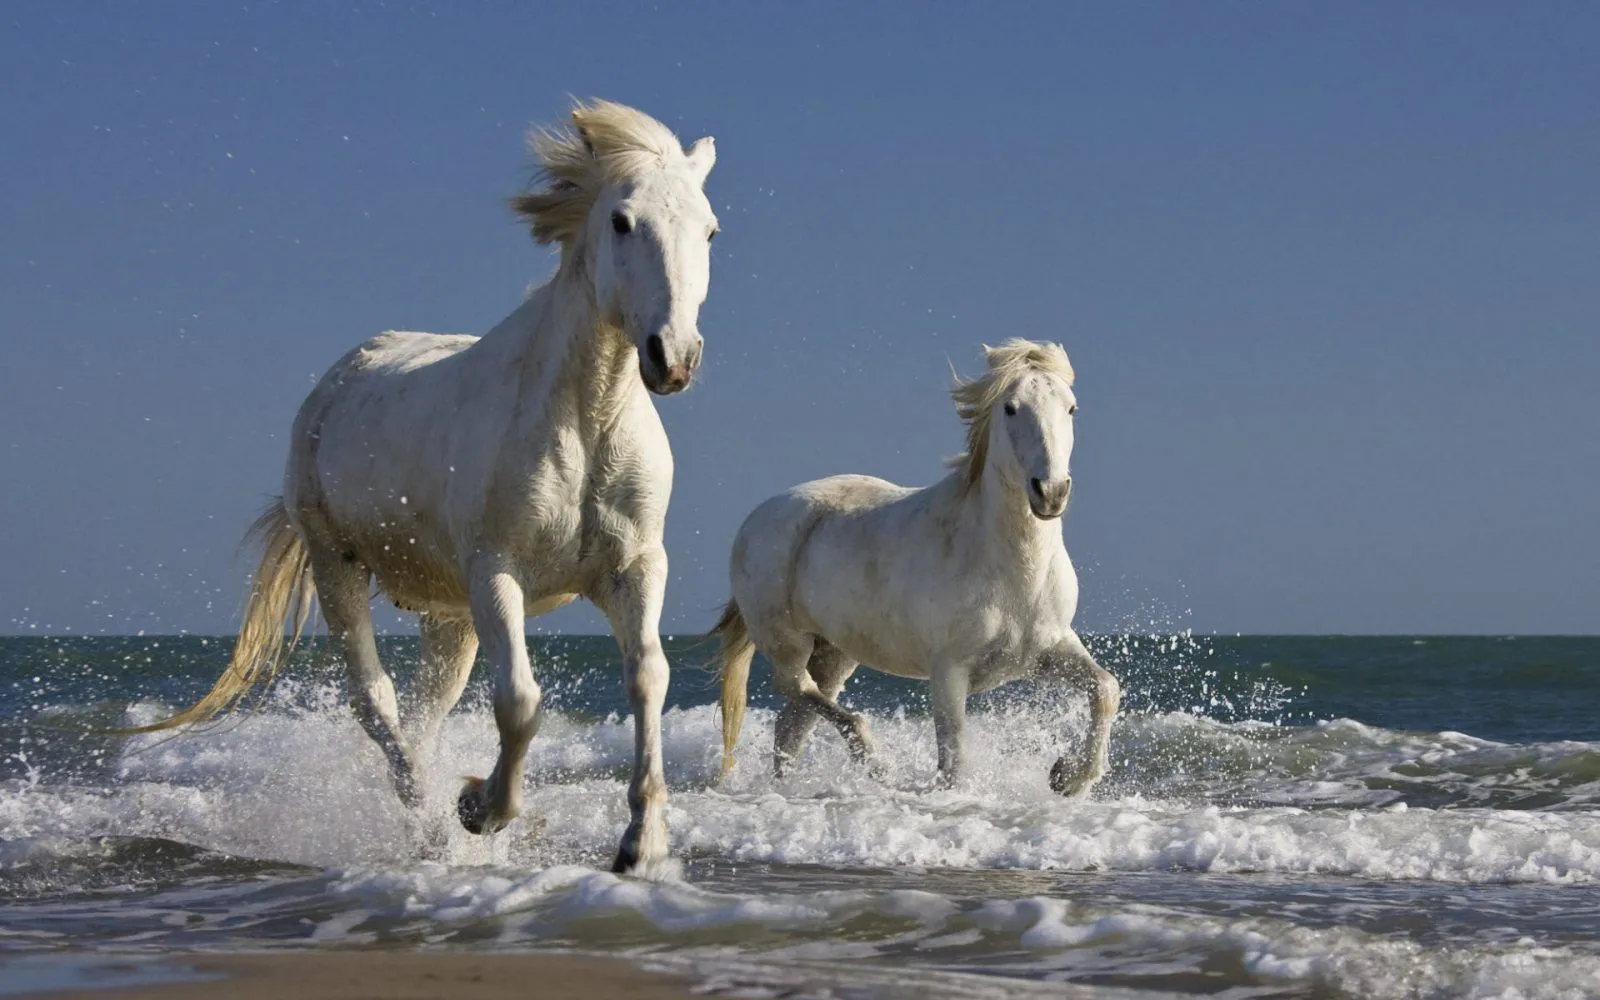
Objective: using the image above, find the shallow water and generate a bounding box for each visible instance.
[3,635,1598,998]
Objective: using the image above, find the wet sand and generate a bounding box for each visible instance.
[14,952,700,1000]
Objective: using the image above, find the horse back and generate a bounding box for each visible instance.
[283,331,500,611]
[736,472,1074,679]
[732,474,935,675]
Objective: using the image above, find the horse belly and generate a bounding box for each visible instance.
[965,648,1039,693]
[359,525,470,613]
[791,544,929,680]
[299,409,467,604]
[355,510,589,618]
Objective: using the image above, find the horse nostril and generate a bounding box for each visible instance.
[1029,478,1044,499]
[645,334,667,372]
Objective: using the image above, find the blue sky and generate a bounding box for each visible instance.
[2,3,1596,635]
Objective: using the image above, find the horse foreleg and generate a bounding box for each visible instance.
[595,551,671,874]
[1044,631,1121,798]
[458,563,540,835]
[312,554,421,808]
[930,666,970,787]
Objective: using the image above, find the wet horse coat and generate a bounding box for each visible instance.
[715,340,1120,796]
[138,100,719,873]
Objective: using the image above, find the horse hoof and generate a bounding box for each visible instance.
[392,766,423,811]
[457,776,490,835]
[612,836,673,877]
[772,752,794,780]
[1049,757,1096,798]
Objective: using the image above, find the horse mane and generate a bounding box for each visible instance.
[948,338,1076,488]
[511,99,690,248]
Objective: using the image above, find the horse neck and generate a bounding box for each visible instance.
[486,253,644,438]
[959,462,1060,575]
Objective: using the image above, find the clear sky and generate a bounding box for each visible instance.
[3,3,1596,636]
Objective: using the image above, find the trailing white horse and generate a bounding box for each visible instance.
[714,340,1120,795]
[134,100,718,873]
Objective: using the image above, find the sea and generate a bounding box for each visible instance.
[3,633,1599,998]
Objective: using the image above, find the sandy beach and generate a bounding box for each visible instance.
[13,952,699,1000]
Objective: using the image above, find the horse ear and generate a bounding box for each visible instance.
[686,136,716,184]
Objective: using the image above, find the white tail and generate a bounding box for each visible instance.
[120,499,315,733]
[712,599,756,779]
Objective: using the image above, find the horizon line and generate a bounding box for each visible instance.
[3,631,1598,640]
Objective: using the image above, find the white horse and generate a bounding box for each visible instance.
[133,100,719,873]
[713,340,1120,796]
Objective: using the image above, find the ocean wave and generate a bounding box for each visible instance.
[7,689,1600,998]
[3,693,1599,885]
[312,865,1600,998]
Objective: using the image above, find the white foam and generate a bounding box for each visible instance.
[8,691,1600,998]
[6,692,1600,884]
[968,898,1600,999]
[314,865,1600,999]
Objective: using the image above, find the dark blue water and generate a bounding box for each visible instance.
[5,633,1593,764]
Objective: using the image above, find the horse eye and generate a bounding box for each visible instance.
[1003,402,1017,417]
[611,211,632,236]
[1069,404,1078,415]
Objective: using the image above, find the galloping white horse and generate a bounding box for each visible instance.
[714,340,1120,796]
[135,100,718,872]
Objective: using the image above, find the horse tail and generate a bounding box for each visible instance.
[119,499,316,734]
[712,599,756,780]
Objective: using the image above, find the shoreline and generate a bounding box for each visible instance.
[7,951,700,1000]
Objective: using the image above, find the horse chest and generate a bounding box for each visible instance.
[496,449,662,595]
[938,586,1068,690]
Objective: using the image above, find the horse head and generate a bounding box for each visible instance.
[513,99,718,394]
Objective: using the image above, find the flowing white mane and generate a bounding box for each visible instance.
[511,99,693,248]
[948,338,1076,487]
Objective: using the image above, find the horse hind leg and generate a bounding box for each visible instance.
[810,694,877,770]
[592,550,674,874]
[808,642,877,768]
[457,562,541,836]
[773,697,819,776]
[309,547,422,808]
[771,637,875,776]
[405,614,479,786]
[398,613,477,854]
[762,633,815,778]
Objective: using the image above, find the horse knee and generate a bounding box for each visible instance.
[1095,670,1122,714]
[774,696,818,742]
[769,655,819,701]
[629,768,668,811]
[493,675,542,736]
[350,676,400,727]
[625,647,669,708]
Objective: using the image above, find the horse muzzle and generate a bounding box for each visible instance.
[641,332,702,395]
[1027,476,1072,520]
